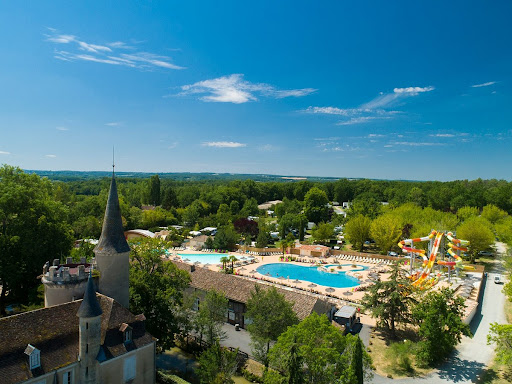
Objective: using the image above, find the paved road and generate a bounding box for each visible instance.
[371,262,507,383]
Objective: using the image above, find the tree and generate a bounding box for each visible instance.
[267,312,372,384]
[204,236,214,250]
[456,216,495,263]
[344,215,371,251]
[197,341,238,384]
[278,233,295,256]
[456,206,479,221]
[256,223,271,248]
[233,217,259,238]
[161,186,178,210]
[311,222,335,244]
[482,204,508,224]
[413,288,471,366]
[349,194,381,219]
[488,323,512,365]
[149,174,161,206]
[240,197,259,217]
[361,262,417,338]
[216,203,232,227]
[0,166,73,314]
[195,289,229,345]
[304,187,329,223]
[245,285,299,367]
[297,214,308,241]
[129,238,190,351]
[228,255,238,272]
[279,213,297,238]
[370,214,403,254]
[220,256,230,270]
[213,226,238,251]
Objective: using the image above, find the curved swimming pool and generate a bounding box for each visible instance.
[256,263,365,288]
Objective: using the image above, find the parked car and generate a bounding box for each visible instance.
[479,251,494,257]
[494,275,502,284]
[388,251,398,257]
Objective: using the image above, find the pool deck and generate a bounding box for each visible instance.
[165,248,394,304]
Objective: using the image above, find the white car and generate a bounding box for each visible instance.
[494,275,502,284]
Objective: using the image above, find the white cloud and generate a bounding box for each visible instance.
[362,86,434,109]
[0,150,11,155]
[392,141,440,147]
[45,154,57,158]
[105,122,121,127]
[202,141,247,148]
[429,133,455,137]
[46,28,183,70]
[180,74,315,104]
[304,106,357,116]
[337,116,391,126]
[393,86,435,94]
[471,81,496,88]
[56,126,69,131]
[259,144,276,151]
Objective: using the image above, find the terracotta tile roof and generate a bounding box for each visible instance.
[173,262,332,320]
[0,294,153,383]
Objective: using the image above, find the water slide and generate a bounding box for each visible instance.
[412,231,444,287]
[444,232,474,270]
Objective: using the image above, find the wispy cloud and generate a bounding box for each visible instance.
[56,126,69,131]
[259,144,277,151]
[361,86,434,109]
[337,116,391,126]
[0,150,11,155]
[392,141,442,147]
[202,141,247,148]
[45,28,184,70]
[105,122,122,127]
[471,81,496,88]
[45,154,57,158]
[180,74,316,104]
[304,86,432,126]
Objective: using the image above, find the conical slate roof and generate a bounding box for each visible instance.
[77,274,102,318]
[94,172,130,254]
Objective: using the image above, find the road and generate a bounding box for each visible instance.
[370,244,508,383]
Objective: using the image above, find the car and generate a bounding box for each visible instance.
[479,251,494,257]
[494,275,502,284]
[388,251,398,257]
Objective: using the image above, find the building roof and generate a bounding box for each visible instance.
[124,229,156,238]
[298,244,330,251]
[258,200,283,210]
[0,294,153,383]
[173,262,331,320]
[77,274,102,318]
[334,305,357,319]
[94,172,130,254]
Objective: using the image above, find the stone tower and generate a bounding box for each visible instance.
[77,273,102,384]
[94,170,130,308]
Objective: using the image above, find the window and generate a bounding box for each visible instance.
[63,370,73,384]
[123,355,136,382]
[124,329,132,343]
[193,297,200,311]
[30,352,40,369]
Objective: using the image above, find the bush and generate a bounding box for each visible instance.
[388,341,414,374]
[242,367,264,383]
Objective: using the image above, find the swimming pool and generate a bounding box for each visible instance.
[178,253,230,264]
[256,263,365,288]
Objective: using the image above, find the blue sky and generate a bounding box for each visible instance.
[0,1,511,181]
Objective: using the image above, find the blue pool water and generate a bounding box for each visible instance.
[178,253,229,264]
[256,263,366,288]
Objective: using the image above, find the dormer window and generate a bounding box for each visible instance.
[119,323,133,344]
[24,344,41,370]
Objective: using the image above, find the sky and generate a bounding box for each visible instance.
[0,1,511,181]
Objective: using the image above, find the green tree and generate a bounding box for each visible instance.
[413,288,471,366]
[488,323,512,366]
[344,215,371,251]
[311,222,335,245]
[456,206,479,221]
[129,238,191,351]
[456,216,495,263]
[361,262,417,338]
[267,312,372,384]
[228,255,238,272]
[204,236,214,250]
[213,226,238,251]
[0,166,74,313]
[256,223,271,248]
[370,214,403,254]
[216,203,232,227]
[482,204,508,224]
[149,174,161,206]
[220,256,230,270]
[304,187,329,223]
[245,285,299,367]
[196,289,229,345]
[278,233,295,256]
[197,341,238,384]
[161,186,178,210]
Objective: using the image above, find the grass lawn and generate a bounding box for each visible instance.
[367,327,432,379]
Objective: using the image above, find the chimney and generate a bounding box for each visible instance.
[78,265,85,277]
[61,267,70,280]
[190,265,195,273]
[49,266,58,280]
[80,257,86,264]
[53,259,60,267]
[66,257,73,264]
[43,261,49,274]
